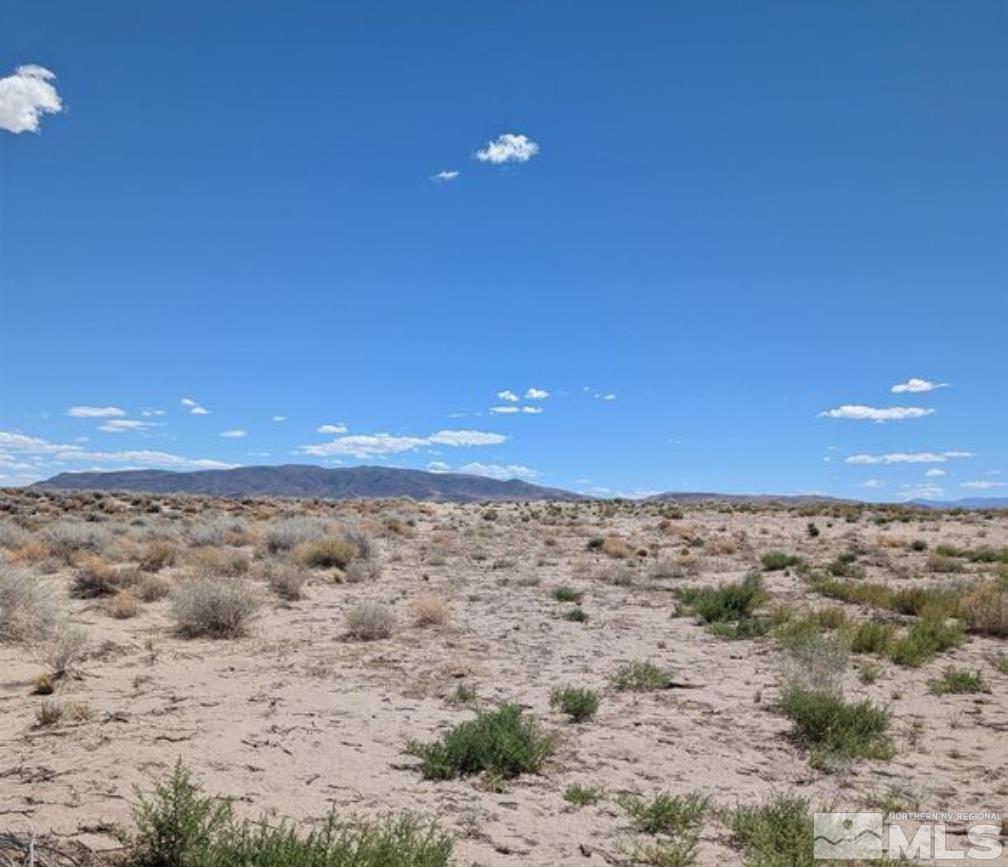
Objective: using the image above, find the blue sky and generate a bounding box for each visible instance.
[1,2,1006,500]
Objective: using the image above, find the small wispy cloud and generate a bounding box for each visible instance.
[67,406,126,418]
[98,419,159,434]
[900,485,943,501]
[219,430,247,438]
[427,461,451,473]
[961,480,1006,490]
[845,451,974,465]
[925,468,947,478]
[432,170,459,182]
[141,409,166,417]
[271,416,286,422]
[476,133,539,164]
[316,423,348,434]
[521,406,543,414]
[820,405,934,423]
[0,65,63,134]
[860,479,884,488]
[181,397,210,415]
[497,390,519,402]
[524,387,549,400]
[490,406,519,414]
[891,377,949,394]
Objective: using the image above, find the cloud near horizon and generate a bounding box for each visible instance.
[844,451,974,465]
[299,428,506,458]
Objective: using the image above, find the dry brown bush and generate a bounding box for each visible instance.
[959,583,1008,637]
[107,590,141,619]
[344,560,382,583]
[602,535,631,559]
[189,547,251,577]
[296,538,357,569]
[71,556,123,598]
[137,574,171,602]
[344,601,395,640]
[138,541,178,572]
[411,593,449,627]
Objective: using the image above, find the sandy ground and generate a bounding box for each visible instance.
[1,492,1006,865]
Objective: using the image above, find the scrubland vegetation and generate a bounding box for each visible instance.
[0,488,1006,865]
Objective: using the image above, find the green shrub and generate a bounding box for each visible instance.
[617,791,709,836]
[563,607,589,623]
[610,660,673,691]
[408,703,553,780]
[730,795,814,867]
[827,551,863,579]
[927,667,989,695]
[297,538,358,569]
[677,573,764,623]
[550,686,600,722]
[760,552,801,571]
[888,616,964,667]
[563,784,603,806]
[707,617,771,640]
[806,523,820,539]
[130,760,452,867]
[911,539,927,552]
[849,620,896,655]
[779,686,893,769]
[552,585,583,603]
[630,838,699,867]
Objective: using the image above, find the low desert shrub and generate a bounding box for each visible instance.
[36,699,63,727]
[45,521,111,555]
[297,538,358,569]
[927,666,989,695]
[172,577,261,638]
[563,607,589,623]
[760,551,801,572]
[848,620,896,655]
[408,703,553,780]
[779,686,893,769]
[411,594,449,628]
[618,791,709,837]
[610,660,674,691]
[258,562,309,601]
[0,568,61,643]
[551,585,583,603]
[0,522,30,549]
[888,615,964,667]
[72,556,122,598]
[564,784,603,807]
[779,630,848,695]
[187,516,247,547]
[730,794,814,867]
[138,542,177,573]
[43,627,87,676]
[137,574,171,602]
[550,686,599,722]
[189,547,251,578]
[344,560,382,583]
[266,516,331,553]
[677,573,764,623]
[958,583,1008,637]
[345,601,395,640]
[108,590,141,619]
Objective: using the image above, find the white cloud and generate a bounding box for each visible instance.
[299,428,506,458]
[458,462,539,480]
[141,409,166,417]
[819,405,935,423]
[925,468,947,477]
[524,388,549,400]
[427,461,451,473]
[67,406,126,418]
[98,419,158,433]
[428,430,506,447]
[900,485,943,501]
[220,429,247,438]
[520,406,543,414]
[490,406,520,414]
[497,390,519,402]
[316,423,348,434]
[844,451,975,465]
[432,170,459,182]
[271,416,286,422]
[960,481,1006,490]
[860,479,884,488]
[891,377,949,394]
[0,430,234,471]
[0,65,63,134]
[181,397,210,415]
[475,133,539,164]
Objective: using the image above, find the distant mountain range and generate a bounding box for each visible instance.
[27,465,1008,509]
[31,465,585,503]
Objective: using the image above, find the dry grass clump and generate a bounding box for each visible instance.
[42,627,88,677]
[138,541,177,572]
[602,535,631,559]
[171,576,262,638]
[0,568,61,643]
[71,555,123,598]
[44,521,111,556]
[0,521,30,549]
[958,582,1008,637]
[187,515,248,547]
[107,590,141,619]
[188,547,251,577]
[344,559,382,583]
[137,574,172,602]
[258,561,309,600]
[296,537,358,569]
[411,594,449,628]
[266,516,331,553]
[345,601,395,640]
